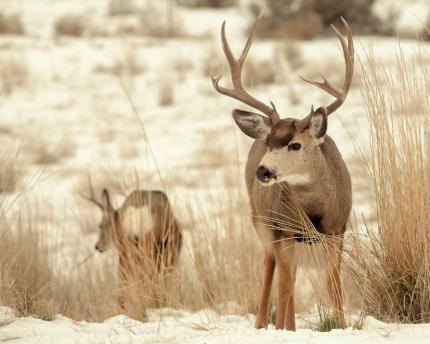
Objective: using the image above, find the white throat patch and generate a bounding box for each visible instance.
[122,206,154,237]
[279,173,311,185]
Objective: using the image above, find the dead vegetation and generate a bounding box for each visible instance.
[249,0,394,39]
[0,212,56,320]
[0,12,24,35]
[94,47,145,76]
[108,0,136,16]
[0,54,28,95]
[348,46,430,323]
[158,78,175,106]
[54,14,87,37]
[244,58,277,88]
[178,0,237,8]
[28,137,75,165]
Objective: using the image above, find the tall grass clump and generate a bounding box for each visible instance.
[0,151,56,320]
[0,217,56,320]
[353,46,430,323]
[71,168,263,320]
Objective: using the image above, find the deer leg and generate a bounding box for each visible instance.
[326,237,346,327]
[255,249,276,329]
[275,247,296,331]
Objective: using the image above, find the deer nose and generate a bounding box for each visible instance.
[256,165,275,183]
[95,245,103,253]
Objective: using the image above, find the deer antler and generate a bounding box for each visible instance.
[79,173,103,209]
[211,14,280,124]
[300,17,354,116]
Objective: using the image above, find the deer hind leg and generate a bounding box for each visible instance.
[275,245,296,331]
[325,236,346,327]
[255,249,276,329]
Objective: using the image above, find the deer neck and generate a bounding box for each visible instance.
[287,147,331,205]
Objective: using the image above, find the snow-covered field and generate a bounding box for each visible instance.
[1,0,430,342]
[2,306,430,343]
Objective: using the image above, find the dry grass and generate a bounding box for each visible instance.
[54,14,87,37]
[0,212,56,320]
[277,41,304,71]
[0,148,21,194]
[108,0,136,16]
[244,58,277,88]
[138,3,184,38]
[0,12,24,35]
[178,0,237,8]
[0,54,28,95]
[94,47,145,76]
[27,136,75,165]
[349,46,430,323]
[158,78,175,106]
[55,166,263,321]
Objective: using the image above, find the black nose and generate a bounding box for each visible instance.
[95,245,103,252]
[256,165,275,183]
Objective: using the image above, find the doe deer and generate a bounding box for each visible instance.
[82,178,183,308]
[211,17,354,330]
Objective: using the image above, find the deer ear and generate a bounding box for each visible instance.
[309,107,327,140]
[232,109,272,140]
[101,189,112,212]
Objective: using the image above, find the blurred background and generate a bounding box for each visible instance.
[0,0,429,323]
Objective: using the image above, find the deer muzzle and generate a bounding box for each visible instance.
[256,165,276,184]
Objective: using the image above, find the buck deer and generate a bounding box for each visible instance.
[211,17,354,330]
[82,179,183,308]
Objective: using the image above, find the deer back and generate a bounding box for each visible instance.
[118,190,180,243]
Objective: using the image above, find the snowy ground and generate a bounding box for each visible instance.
[1,0,430,342]
[1,307,430,343]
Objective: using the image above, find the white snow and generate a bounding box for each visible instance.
[1,0,429,342]
[1,307,430,343]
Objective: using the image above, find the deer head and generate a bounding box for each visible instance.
[95,189,119,252]
[212,17,354,186]
[79,175,119,252]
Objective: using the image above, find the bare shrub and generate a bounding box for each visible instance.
[178,0,237,7]
[250,0,392,38]
[158,78,175,106]
[249,1,323,39]
[94,47,145,76]
[349,46,430,323]
[244,58,277,88]
[27,136,75,165]
[54,14,87,37]
[277,41,303,71]
[108,0,136,16]
[0,55,28,95]
[172,56,193,80]
[0,12,24,35]
[201,43,226,78]
[138,3,184,38]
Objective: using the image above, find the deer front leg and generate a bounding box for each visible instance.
[326,237,346,328]
[275,247,296,330]
[255,249,276,329]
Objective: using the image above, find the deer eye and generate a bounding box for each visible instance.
[288,143,302,151]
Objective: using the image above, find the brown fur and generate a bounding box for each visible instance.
[245,118,351,329]
[96,190,182,308]
[211,16,354,330]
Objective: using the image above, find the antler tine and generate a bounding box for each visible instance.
[211,14,280,123]
[79,173,103,209]
[300,18,354,116]
[238,12,262,66]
